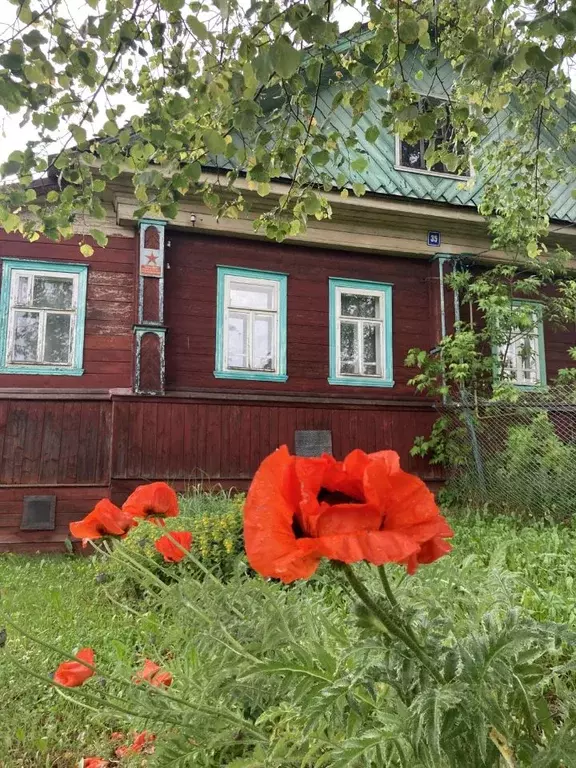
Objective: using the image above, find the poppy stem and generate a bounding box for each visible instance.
[342,564,442,683]
[377,565,399,609]
[377,565,422,648]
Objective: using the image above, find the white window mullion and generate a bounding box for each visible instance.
[38,310,47,364]
[358,318,365,374]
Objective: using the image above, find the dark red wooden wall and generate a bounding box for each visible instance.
[164,233,436,397]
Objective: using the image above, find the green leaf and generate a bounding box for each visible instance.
[92,179,106,193]
[525,45,553,72]
[46,190,59,202]
[399,19,419,43]
[351,156,369,173]
[70,125,87,145]
[80,243,94,258]
[311,150,330,166]
[270,37,302,79]
[352,182,366,197]
[187,16,208,39]
[364,125,380,143]
[203,130,227,155]
[161,0,184,10]
[90,229,108,247]
[102,120,119,137]
[43,113,59,131]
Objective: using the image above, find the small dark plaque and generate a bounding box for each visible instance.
[21,495,56,531]
[295,430,333,457]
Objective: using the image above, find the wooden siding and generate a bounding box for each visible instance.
[0,485,110,553]
[165,232,436,397]
[0,398,111,486]
[0,232,136,389]
[111,397,441,482]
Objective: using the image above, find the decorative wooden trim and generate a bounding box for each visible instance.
[133,326,166,395]
[134,219,167,394]
[109,388,438,409]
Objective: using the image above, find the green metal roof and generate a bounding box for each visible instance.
[313,79,576,224]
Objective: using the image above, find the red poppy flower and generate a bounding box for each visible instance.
[115,731,156,758]
[122,481,179,522]
[244,446,453,583]
[82,759,109,768]
[134,658,173,687]
[154,531,193,563]
[53,648,95,687]
[109,732,124,742]
[69,499,136,547]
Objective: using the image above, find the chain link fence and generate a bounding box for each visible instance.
[440,384,576,518]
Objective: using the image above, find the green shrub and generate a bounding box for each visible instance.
[101,488,245,595]
[446,411,576,521]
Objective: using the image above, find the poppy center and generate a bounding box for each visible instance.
[317,488,365,506]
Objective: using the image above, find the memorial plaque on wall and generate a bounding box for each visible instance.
[294,430,333,457]
[20,496,56,531]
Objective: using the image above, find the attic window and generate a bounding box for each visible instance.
[397,97,469,178]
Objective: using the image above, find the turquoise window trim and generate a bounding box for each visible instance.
[328,277,394,388]
[0,258,88,376]
[492,299,547,388]
[214,266,288,383]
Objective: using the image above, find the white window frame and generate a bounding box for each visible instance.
[223,274,279,373]
[0,259,88,376]
[214,266,288,383]
[328,278,394,388]
[495,303,546,387]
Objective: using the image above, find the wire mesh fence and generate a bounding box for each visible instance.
[440,384,576,518]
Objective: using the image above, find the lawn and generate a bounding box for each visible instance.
[1,510,576,767]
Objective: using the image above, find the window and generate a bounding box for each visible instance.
[329,278,393,387]
[214,266,287,382]
[495,302,546,387]
[396,97,469,178]
[0,259,87,375]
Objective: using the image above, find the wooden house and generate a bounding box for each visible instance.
[2,69,576,551]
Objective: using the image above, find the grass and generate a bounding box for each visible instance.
[0,555,152,767]
[1,509,576,766]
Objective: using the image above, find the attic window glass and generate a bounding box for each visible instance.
[0,260,88,376]
[398,97,469,177]
[214,266,288,383]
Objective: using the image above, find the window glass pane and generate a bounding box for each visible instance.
[227,312,248,368]
[229,280,275,310]
[341,293,379,318]
[253,314,275,371]
[400,140,424,169]
[32,276,74,310]
[44,313,72,364]
[16,275,29,305]
[12,311,39,362]
[340,321,359,375]
[362,323,380,376]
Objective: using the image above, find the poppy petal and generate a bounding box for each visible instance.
[154,531,192,563]
[82,759,109,768]
[244,446,323,583]
[315,502,383,537]
[69,500,135,546]
[54,648,95,687]
[317,529,420,565]
[122,482,179,520]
